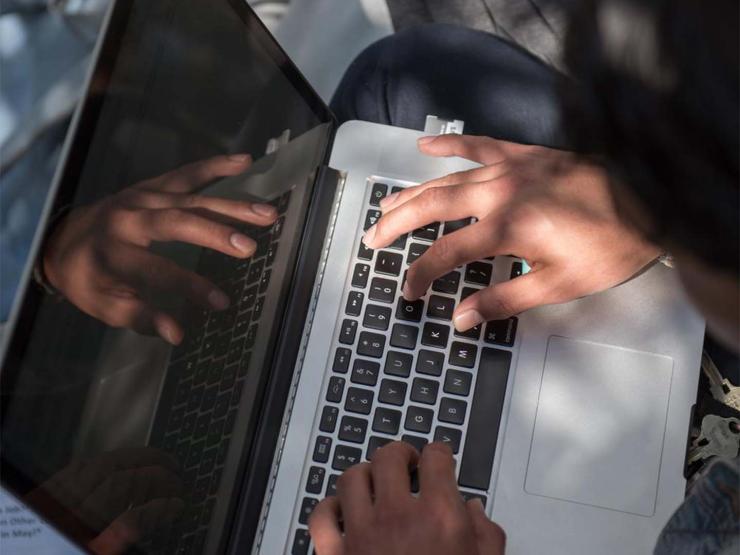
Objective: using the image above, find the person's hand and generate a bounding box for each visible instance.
[42,154,277,344]
[362,134,660,331]
[309,441,505,555]
[24,448,184,555]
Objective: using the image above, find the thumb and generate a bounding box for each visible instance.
[453,269,557,332]
[417,134,509,165]
[466,499,506,554]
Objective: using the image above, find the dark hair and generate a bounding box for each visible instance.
[560,0,738,275]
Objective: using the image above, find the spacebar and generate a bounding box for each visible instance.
[458,347,512,490]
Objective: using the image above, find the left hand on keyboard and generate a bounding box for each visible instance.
[308,441,505,555]
[362,134,660,332]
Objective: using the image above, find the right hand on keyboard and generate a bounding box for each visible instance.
[362,134,660,332]
[308,441,506,555]
[41,154,277,345]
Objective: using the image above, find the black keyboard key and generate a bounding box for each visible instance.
[510,261,523,279]
[378,378,407,406]
[357,331,385,358]
[455,323,482,341]
[416,349,444,376]
[319,406,339,433]
[366,436,393,460]
[333,348,351,373]
[345,387,374,414]
[214,393,230,419]
[391,186,403,194]
[407,242,429,264]
[432,271,461,294]
[427,295,455,320]
[306,466,326,494]
[313,436,332,463]
[412,223,439,242]
[443,218,471,235]
[327,474,340,496]
[410,378,439,405]
[444,369,473,396]
[401,434,428,453]
[434,426,462,454]
[439,397,467,425]
[364,209,381,231]
[364,304,392,331]
[372,407,401,435]
[266,242,278,267]
[338,415,368,444]
[449,342,478,368]
[253,296,265,320]
[298,497,319,525]
[460,286,479,301]
[339,319,358,345]
[239,285,258,310]
[384,351,413,377]
[405,406,434,434]
[326,377,345,403]
[459,347,511,490]
[390,323,418,350]
[194,414,210,439]
[201,385,218,411]
[358,242,374,261]
[233,313,251,337]
[465,261,493,286]
[396,298,424,322]
[272,216,285,239]
[370,182,388,206]
[352,264,370,288]
[375,251,403,276]
[245,324,258,349]
[368,277,397,303]
[247,259,265,285]
[346,291,364,316]
[421,322,450,349]
[259,268,271,293]
[292,530,310,555]
[333,445,363,471]
[483,318,518,347]
[351,359,380,386]
[186,387,205,413]
[389,233,408,251]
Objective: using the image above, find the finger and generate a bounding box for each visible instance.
[87,497,184,555]
[369,441,419,506]
[379,164,508,212]
[91,295,184,345]
[418,442,460,503]
[336,463,373,534]
[403,221,512,301]
[136,154,252,194]
[364,183,486,250]
[131,208,258,258]
[106,244,231,312]
[417,135,514,165]
[452,268,558,331]
[309,497,344,555]
[466,499,506,554]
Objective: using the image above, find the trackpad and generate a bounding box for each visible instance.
[524,336,673,517]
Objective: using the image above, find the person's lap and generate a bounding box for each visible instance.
[330,23,568,149]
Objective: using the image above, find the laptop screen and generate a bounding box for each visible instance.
[1,0,333,553]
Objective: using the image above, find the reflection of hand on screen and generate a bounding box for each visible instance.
[24,447,184,555]
[41,154,277,344]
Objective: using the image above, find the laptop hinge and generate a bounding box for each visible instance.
[424,115,465,135]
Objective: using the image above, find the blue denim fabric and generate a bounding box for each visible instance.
[655,458,740,555]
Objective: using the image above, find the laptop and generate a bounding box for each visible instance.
[0,1,705,554]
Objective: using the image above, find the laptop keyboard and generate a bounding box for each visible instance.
[290,179,518,554]
[148,190,291,554]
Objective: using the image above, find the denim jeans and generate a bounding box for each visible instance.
[330,23,740,554]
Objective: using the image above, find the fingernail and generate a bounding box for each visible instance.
[228,153,250,162]
[157,322,180,345]
[470,498,486,513]
[402,282,414,301]
[230,233,255,255]
[454,310,483,332]
[363,225,377,248]
[252,203,277,217]
[208,289,230,310]
[417,136,437,146]
[379,192,399,209]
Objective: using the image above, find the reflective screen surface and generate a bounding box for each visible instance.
[0,1,332,553]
